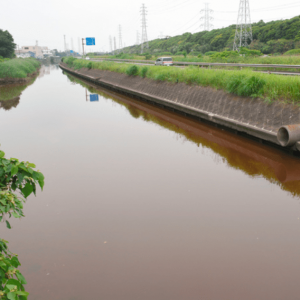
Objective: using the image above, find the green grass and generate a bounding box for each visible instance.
[92,53,300,65]
[0,58,40,78]
[63,57,300,102]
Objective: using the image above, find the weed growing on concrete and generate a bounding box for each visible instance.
[141,67,148,78]
[126,65,139,76]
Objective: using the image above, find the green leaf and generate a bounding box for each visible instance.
[15,291,29,296]
[12,212,20,219]
[11,166,18,176]
[38,173,45,190]
[0,151,5,158]
[11,257,20,268]
[6,278,21,289]
[7,292,17,300]
[19,296,28,300]
[16,272,26,285]
[6,220,11,229]
[27,163,36,168]
[21,183,33,198]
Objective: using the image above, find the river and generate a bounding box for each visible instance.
[1,64,300,300]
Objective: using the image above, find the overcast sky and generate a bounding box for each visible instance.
[1,0,299,52]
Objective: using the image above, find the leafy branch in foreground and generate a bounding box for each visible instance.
[0,239,28,300]
[0,149,45,300]
[0,150,44,229]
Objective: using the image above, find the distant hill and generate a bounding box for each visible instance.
[124,15,300,55]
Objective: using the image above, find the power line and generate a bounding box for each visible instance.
[151,0,198,15]
[215,1,300,13]
[233,0,253,50]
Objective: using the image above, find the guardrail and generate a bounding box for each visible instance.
[90,57,300,71]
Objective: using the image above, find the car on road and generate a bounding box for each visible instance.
[85,57,90,60]
[155,57,173,66]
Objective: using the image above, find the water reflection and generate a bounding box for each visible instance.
[0,77,37,110]
[66,73,300,198]
[38,64,59,79]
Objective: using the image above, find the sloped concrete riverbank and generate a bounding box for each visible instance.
[59,62,300,153]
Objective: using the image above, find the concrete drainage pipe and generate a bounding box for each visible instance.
[277,125,300,147]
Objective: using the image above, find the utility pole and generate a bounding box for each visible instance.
[140,3,149,54]
[233,0,253,51]
[136,31,140,45]
[71,38,74,56]
[200,3,213,31]
[114,37,117,55]
[118,25,122,52]
[82,38,85,57]
[64,35,67,52]
[78,37,81,55]
[109,36,113,54]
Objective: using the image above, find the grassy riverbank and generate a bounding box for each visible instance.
[63,57,300,103]
[0,58,40,78]
[91,53,300,65]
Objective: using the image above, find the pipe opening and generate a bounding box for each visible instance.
[277,127,289,147]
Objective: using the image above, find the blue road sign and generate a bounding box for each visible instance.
[86,37,95,45]
[70,50,74,53]
[90,94,99,102]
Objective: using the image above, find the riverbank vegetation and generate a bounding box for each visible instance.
[63,57,300,102]
[0,58,40,79]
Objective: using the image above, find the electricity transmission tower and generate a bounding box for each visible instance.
[136,31,140,45]
[114,37,117,54]
[109,36,113,54]
[78,37,81,54]
[233,0,253,51]
[64,35,67,52]
[118,25,122,51]
[200,3,213,31]
[71,38,74,51]
[140,3,149,54]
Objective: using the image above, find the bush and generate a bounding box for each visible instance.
[126,65,139,76]
[141,67,148,78]
[145,54,152,60]
[205,51,218,56]
[284,49,300,55]
[87,62,92,69]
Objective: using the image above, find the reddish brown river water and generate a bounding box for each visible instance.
[1,65,300,300]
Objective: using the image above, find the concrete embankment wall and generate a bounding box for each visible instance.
[59,62,300,152]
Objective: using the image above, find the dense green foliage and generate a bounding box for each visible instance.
[120,16,300,55]
[0,30,15,58]
[126,65,139,76]
[63,57,300,102]
[0,149,44,299]
[0,59,40,79]
[0,56,10,63]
